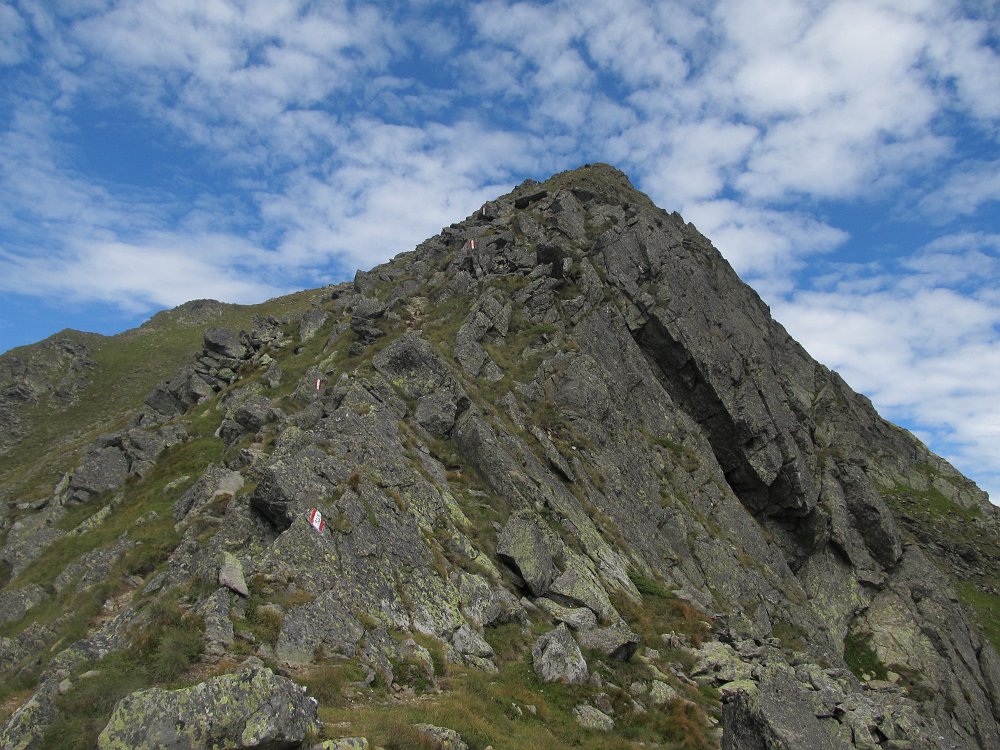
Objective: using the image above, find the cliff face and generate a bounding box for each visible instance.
[1,164,998,750]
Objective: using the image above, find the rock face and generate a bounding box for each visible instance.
[2,164,999,750]
[97,666,318,750]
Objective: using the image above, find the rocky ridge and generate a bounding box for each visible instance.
[1,163,998,750]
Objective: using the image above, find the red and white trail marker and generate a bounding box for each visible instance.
[308,508,326,533]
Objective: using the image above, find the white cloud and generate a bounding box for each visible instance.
[772,233,1000,500]
[0,234,286,314]
[679,199,849,283]
[919,161,1000,219]
[0,5,30,66]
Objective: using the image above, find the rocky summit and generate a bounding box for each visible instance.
[1,164,999,750]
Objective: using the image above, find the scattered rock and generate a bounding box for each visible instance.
[573,703,614,731]
[576,623,640,661]
[413,723,469,750]
[532,623,588,685]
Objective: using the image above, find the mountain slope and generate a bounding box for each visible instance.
[2,163,998,750]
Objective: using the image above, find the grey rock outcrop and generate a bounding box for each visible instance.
[97,666,319,750]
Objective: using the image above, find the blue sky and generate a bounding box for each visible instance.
[1,0,999,502]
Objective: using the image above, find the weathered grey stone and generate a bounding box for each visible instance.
[313,739,369,750]
[0,677,61,750]
[173,464,244,521]
[300,309,329,342]
[691,641,754,685]
[649,680,679,705]
[249,445,338,529]
[416,390,459,435]
[97,666,318,750]
[53,536,135,595]
[219,551,250,597]
[532,623,588,685]
[573,703,615,731]
[413,723,469,750]
[546,553,616,623]
[576,623,640,661]
[275,590,364,663]
[69,446,128,499]
[452,624,494,659]
[721,669,848,750]
[497,510,558,597]
[196,587,235,659]
[535,597,598,630]
[373,333,460,401]
[204,327,247,360]
[0,583,48,627]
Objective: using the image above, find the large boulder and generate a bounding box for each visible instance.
[576,623,640,661]
[531,623,589,685]
[721,669,846,750]
[546,553,617,623]
[97,665,319,750]
[0,583,48,627]
[69,446,128,500]
[496,510,559,597]
[204,327,247,360]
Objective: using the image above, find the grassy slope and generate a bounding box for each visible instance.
[0,290,327,504]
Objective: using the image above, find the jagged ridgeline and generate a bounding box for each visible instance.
[2,164,999,750]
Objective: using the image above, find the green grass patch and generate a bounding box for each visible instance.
[298,660,368,708]
[38,590,204,750]
[879,480,979,522]
[621,571,711,648]
[956,582,1000,653]
[843,630,888,680]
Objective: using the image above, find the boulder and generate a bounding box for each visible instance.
[219,551,250,597]
[576,623,640,661]
[573,703,615,732]
[0,583,48,627]
[532,623,588,685]
[497,510,558,596]
[721,669,846,750]
[173,464,244,521]
[69,446,129,500]
[275,590,365,663]
[535,597,598,630]
[413,723,469,750]
[452,624,494,659]
[313,740,369,750]
[249,445,338,529]
[204,327,247,360]
[299,309,329,342]
[373,334,458,401]
[97,666,318,750]
[415,390,459,435]
[546,553,616,622]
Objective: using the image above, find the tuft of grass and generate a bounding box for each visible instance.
[298,660,367,708]
[843,630,888,680]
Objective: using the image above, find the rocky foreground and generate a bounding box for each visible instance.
[2,164,999,749]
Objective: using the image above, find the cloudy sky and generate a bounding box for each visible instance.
[1,0,998,501]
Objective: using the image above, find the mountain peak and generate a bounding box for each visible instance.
[2,166,999,750]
